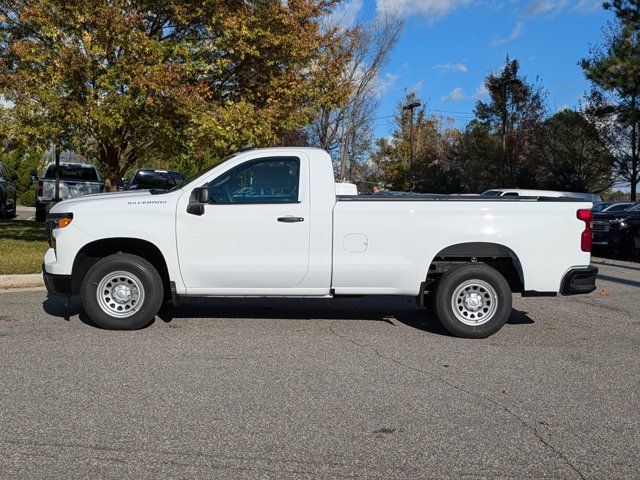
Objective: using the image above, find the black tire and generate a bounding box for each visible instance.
[7,193,17,219]
[35,203,46,222]
[81,253,164,330]
[433,264,512,339]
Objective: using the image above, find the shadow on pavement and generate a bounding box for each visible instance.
[42,293,535,336]
[596,274,640,288]
[592,259,640,272]
[42,293,102,328]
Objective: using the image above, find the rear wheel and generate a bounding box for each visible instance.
[433,264,512,338]
[81,253,164,330]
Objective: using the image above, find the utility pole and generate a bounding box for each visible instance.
[498,79,518,187]
[403,101,421,190]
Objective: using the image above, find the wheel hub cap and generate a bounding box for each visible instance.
[113,285,132,303]
[464,293,483,310]
[96,271,145,319]
[451,279,499,326]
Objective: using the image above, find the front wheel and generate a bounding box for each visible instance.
[81,253,164,330]
[433,264,512,338]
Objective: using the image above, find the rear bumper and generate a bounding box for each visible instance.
[42,264,72,296]
[560,266,598,295]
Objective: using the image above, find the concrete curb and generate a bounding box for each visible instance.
[0,273,45,290]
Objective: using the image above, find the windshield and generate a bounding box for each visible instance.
[604,203,632,212]
[131,170,182,190]
[44,164,99,181]
[592,203,611,212]
[628,203,640,212]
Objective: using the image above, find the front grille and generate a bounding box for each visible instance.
[592,220,609,233]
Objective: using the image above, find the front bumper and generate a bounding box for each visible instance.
[592,231,622,248]
[560,266,598,295]
[42,264,72,296]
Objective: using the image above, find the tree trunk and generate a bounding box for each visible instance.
[631,117,638,201]
[99,143,128,192]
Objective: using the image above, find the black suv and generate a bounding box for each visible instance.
[592,203,640,257]
[123,169,185,191]
[0,162,17,219]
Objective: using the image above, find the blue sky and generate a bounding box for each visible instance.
[333,0,614,138]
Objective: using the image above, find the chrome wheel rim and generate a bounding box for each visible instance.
[451,279,498,326]
[96,271,145,319]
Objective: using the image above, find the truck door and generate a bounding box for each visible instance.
[176,155,310,292]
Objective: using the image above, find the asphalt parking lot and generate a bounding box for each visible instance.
[0,257,638,479]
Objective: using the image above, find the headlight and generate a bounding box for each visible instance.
[46,213,73,249]
[611,218,628,228]
[48,212,74,229]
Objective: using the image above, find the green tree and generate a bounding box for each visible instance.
[452,120,501,193]
[605,0,640,27]
[0,0,348,188]
[540,109,614,193]
[580,16,640,199]
[475,57,547,188]
[372,93,460,193]
[0,105,44,204]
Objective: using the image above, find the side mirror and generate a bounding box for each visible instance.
[192,186,209,204]
[187,186,209,216]
[187,203,205,216]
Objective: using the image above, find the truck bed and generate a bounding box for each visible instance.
[337,194,589,202]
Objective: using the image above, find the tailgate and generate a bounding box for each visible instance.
[42,180,103,200]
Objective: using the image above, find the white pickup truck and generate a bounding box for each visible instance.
[43,147,597,338]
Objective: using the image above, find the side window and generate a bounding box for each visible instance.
[208,157,300,204]
[502,192,519,197]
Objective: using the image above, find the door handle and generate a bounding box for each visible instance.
[277,216,304,223]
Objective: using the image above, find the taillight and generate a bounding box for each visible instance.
[577,209,593,253]
[36,180,43,197]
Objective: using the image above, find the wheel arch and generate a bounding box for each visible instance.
[427,242,524,293]
[71,237,170,297]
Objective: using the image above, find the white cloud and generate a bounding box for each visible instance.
[325,0,363,30]
[473,83,489,100]
[412,79,426,93]
[526,0,604,15]
[376,0,470,21]
[572,0,603,13]
[374,72,399,98]
[432,62,469,73]
[490,21,524,47]
[525,0,569,16]
[441,87,465,102]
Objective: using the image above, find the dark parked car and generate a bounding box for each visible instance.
[124,169,185,191]
[592,201,636,213]
[592,203,640,256]
[0,162,17,219]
